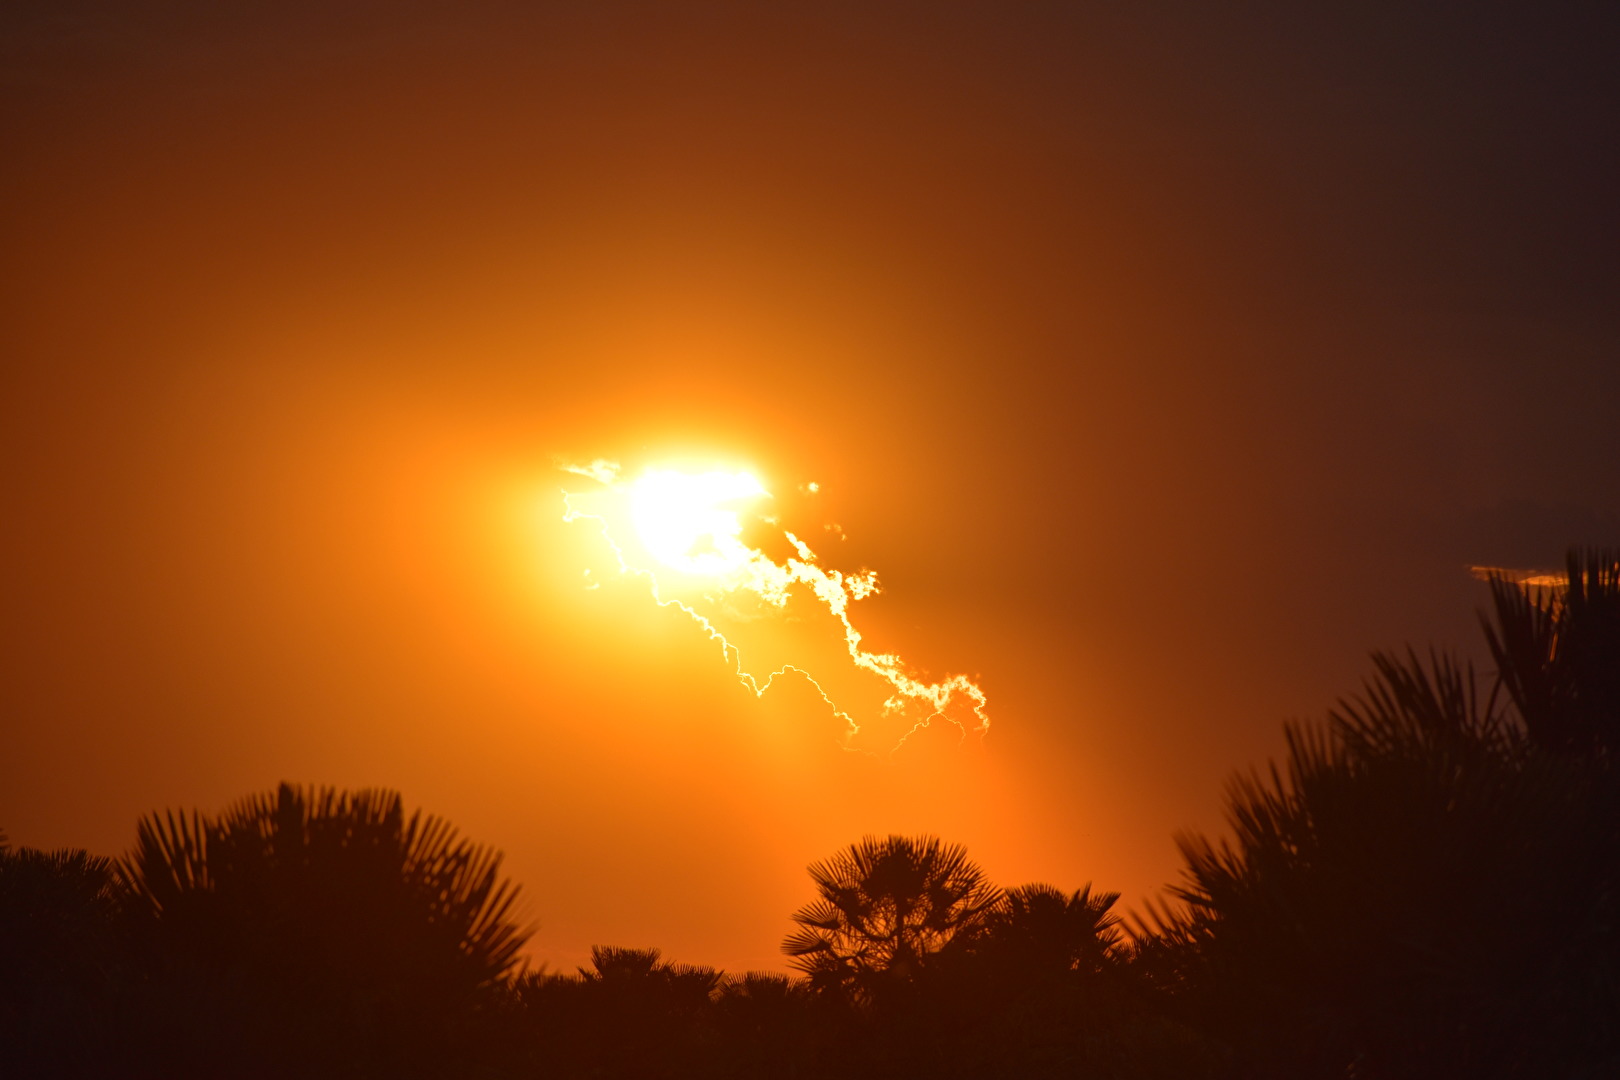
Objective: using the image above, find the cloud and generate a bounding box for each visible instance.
[557,458,620,484]
[1468,566,1568,588]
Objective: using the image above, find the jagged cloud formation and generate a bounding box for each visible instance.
[559,459,989,751]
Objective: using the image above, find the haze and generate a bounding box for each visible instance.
[3,1,1616,975]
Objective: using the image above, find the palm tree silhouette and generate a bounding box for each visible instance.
[580,945,728,1013]
[782,835,1000,996]
[116,782,528,1076]
[1144,552,1620,1077]
[1,836,124,1075]
[968,882,1123,979]
[514,946,731,1079]
[1482,547,1620,759]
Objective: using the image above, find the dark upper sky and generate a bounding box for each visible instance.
[3,1,1617,972]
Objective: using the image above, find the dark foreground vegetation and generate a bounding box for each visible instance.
[4,551,1618,1079]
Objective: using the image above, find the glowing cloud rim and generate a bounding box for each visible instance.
[1468,565,1569,588]
[559,459,989,751]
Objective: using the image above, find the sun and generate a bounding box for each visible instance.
[559,456,991,747]
[628,468,768,577]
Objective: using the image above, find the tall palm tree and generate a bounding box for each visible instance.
[1141,551,1620,1078]
[782,835,1000,994]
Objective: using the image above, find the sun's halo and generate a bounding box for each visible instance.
[629,468,767,577]
[559,455,990,746]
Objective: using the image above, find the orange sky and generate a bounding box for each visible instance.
[3,2,1617,974]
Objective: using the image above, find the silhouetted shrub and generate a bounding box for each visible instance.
[0,837,126,1076]
[115,783,527,1079]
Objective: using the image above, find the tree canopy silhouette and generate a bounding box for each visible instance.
[969,882,1123,980]
[1483,547,1620,760]
[7,550,1615,1080]
[783,834,1000,995]
[1142,548,1620,1078]
[1,835,125,1075]
[115,782,529,1077]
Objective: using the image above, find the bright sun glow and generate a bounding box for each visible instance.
[559,457,989,752]
[630,469,766,576]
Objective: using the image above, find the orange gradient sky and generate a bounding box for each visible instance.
[3,3,1617,974]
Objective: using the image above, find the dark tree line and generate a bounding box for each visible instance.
[1135,550,1620,1078]
[3,549,1616,1078]
[2,786,524,1078]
